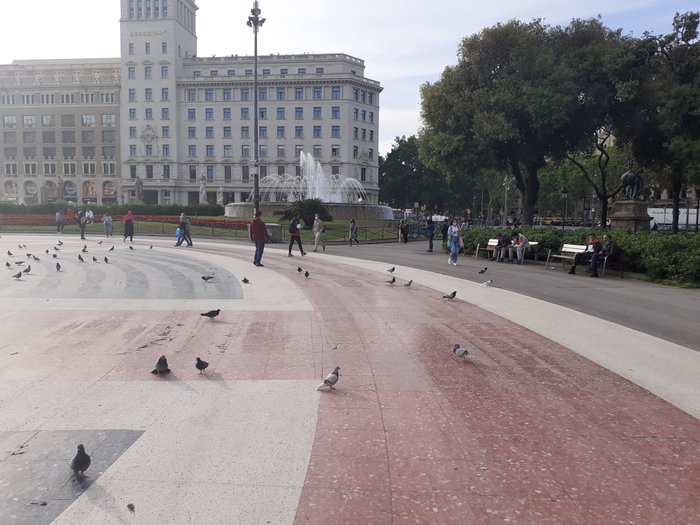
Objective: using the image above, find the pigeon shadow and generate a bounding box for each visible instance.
[83,481,131,524]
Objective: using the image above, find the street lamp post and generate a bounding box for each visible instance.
[561,188,568,230]
[695,188,699,233]
[247,1,266,215]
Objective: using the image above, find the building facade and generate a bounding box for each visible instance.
[0,0,382,207]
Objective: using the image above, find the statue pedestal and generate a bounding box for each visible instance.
[610,200,651,231]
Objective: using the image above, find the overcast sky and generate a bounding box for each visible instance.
[1,0,694,156]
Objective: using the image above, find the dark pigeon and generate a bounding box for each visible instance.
[22,265,31,274]
[151,355,171,375]
[70,444,91,482]
[387,266,395,273]
[109,246,114,251]
[201,276,214,282]
[56,262,61,272]
[242,277,249,284]
[317,366,341,390]
[386,276,396,285]
[195,357,209,374]
[12,272,22,279]
[297,266,303,273]
[78,254,84,262]
[443,290,457,300]
[479,267,487,274]
[104,257,109,263]
[200,309,220,320]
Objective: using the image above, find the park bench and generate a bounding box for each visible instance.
[475,239,540,262]
[547,243,624,278]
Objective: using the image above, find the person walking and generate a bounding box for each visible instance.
[288,216,306,257]
[250,211,270,266]
[56,210,65,233]
[103,212,113,237]
[77,209,87,240]
[122,210,135,242]
[399,220,409,243]
[312,213,325,252]
[426,217,435,252]
[447,219,461,266]
[175,213,193,247]
[349,219,359,246]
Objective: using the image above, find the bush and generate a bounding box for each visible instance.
[273,199,334,226]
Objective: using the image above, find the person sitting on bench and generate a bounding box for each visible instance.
[569,234,601,274]
[589,233,618,278]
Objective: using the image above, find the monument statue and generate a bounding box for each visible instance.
[216,186,224,205]
[135,176,144,202]
[199,178,207,204]
[619,171,645,201]
[39,182,49,204]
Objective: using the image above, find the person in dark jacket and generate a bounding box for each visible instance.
[426,217,435,252]
[589,233,619,277]
[250,211,270,266]
[569,234,601,274]
[288,216,306,257]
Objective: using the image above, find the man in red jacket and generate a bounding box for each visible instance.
[250,211,270,267]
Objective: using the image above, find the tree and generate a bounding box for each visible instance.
[274,199,333,226]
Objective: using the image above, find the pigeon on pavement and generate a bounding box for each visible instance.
[5,261,10,268]
[54,246,60,251]
[109,246,114,251]
[305,270,310,278]
[452,344,469,358]
[127,504,135,513]
[70,444,91,482]
[53,253,58,259]
[56,263,61,272]
[97,241,103,245]
[201,309,220,320]
[57,240,63,246]
[82,246,88,253]
[443,290,457,300]
[479,267,487,274]
[7,250,12,256]
[22,265,31,274]
[78,254,84,262]
[403,280,413,288]
[92,256,98,262]
[129,246,134,250]
[317,366,341,390]
[195,357,209,374]
[297,266,303,273]
[242,277,249,284]
[46,249,49,254]
[151,355,171,375]
[15,261,25,265]
[387,266,395,273]
[32,255,40,261]
[386,276,396,285]
[482,280,493,287]
[201,276,214,282]
[104,257,109,263]
[12,272,22,279]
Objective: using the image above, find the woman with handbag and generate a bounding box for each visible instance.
[447,219,462,266]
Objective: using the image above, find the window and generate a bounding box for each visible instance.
[145,88,152,102]
[368,93,374,105]
[353,127,358,139]
[241,89,249,101]
[294,126,303,138]
[331,145,340,157]
[259,145,268,158]
[277,107,285,119]
[23,115,36,127]
[24,163,37,175]
[259,126,267,139]
[277,145,286,157]
[298,68,306,75]
[205,127,214,139]
[361,110,367,122]
[3,116,17,128]
[280,68,288,75]
[276,126,285,139]
[245,69,253,75]
[145,108,153,120]
[61,114,75,127]
[223,145,232,157]
[241,145,250,157]
[44,162,57,174]
[295,107,303,119]
[260,164,267,176]
[193,71,201,77]
[42,115,54,127]
[129,108,136,120]
[145,144,153,157]
[145,42,151,54]
[188,145,197,157]
[189,165,197,180]
[129,145,137,156]
[278,164,285,175]
[206,145,214,157]
[259,107,267,120]
[23,131,36,143]
[313,126,322,138]
[313,107,322,119]
[186,89,196,102]
[130,165,137,178]
[361,167,367,182]
[227,69,236,76]
[369,130,374,141]
[161,65,169,78]
[258,88,267,101]
[241,127,249,139]
[101,114,116,127]
[295,145,303,158]
[332,107,340,119]
[128,67,136,80]
[128,88,136,102]
[160,88,169,101]
[187,127,196,139]
[353,108,359,120]
[62,146,76,158]
[262,68,270,76]
[162,144,170,157]
[331,126,340,138]
[353,146,358,158]
[102,146,116,157]
[331,86,341,99]
[4,163,18,175]
[276,88,285,100]
[144,66,152,79]
[162,42,168,54]
[162,107,170,119]
[313,145,322,157]
[242,165,249,182]
[188,108,196,120]
[331,165,340,175]
[361,128,366,140]
[205,89,214,102]
[240,108,249,120]
[369,148,374,160]
[163,164,170,178]
[205,108,213,120]
[62,131,76,143]
[223,126,232,138]
[223,108,232,120]
[361,91,367,103]
[162,126,170,138]
[223,89,232,101]
[353,89,359,101]
[224,165,232,181]
[210,70,218,77]
[369,111,374,123]
[103,162,116,174]
[294,87,304,100]
[62,162,76,175]
[313,87,322,100]
[128,43,135,55]
[206,165,214,181]
[42,131,55,143]
[129,126,137,138]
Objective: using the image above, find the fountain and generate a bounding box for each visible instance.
[225,152,393,221]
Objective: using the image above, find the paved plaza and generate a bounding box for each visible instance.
[0,233,698,524]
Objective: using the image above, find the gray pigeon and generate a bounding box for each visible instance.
[479,267,487,274]
[200,309,220,320]
[53,253,58,259]
[12,272,22,279]
[22,265,31,274]
[195,357,209,374]
[32,255,40,261]
[317,367,340,390]
[56,262,61,272]
[297,266,303,273]
[482,280,492,287]
[201,275,214,282]
[387,267,395,273]
[92,256,98,262]
[7,250,12,256]
[305,270,309,278]
[127,503,135,513]
[386,276,396,285]
[129,246,134,250]
[151,355,171,375]
[442,291,457,300]
[403,280,413,288]
[104,257,109,263]
[452,344,469,358]
[57,240,63,246]
[78,254,84,262]
[242,277,249,284]
[109,245,114,251]
[70,444,91,482]
[15,261,25,265]
[5,261,10,268]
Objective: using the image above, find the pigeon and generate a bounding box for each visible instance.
[22,265,31,274]
[200,309,220,320]
[129,246,134,250]
[403,280,413,288]
[97,240,103,245]
[443,291,457,300]
[92,256,98,262]
[195,357,209,374]
[53,253,58,259]
[127,503,135,513]
[452,344,469,358]
[15,261,25,265]
[297,266,303,273]
[78,254,84,262]
[70,444,91,482]
[305,270,310,278]
[482,280,493,287]
[386,276,396,285]
[201,276,214,282]
[12,272,22,279]
[56,262,61,272]
[5,262,10,268]
[104,257,109,263]
[479,267,488,274]
[151,355,171,375]
[387,266,395,273]
[26,253,33,258]
[82,248,88,254]
[46,249,49,254]
[17,244,22,249]
[242,277,249,284]
[82,245,88,252]
[108,246,114,251]
[54,246,60,251]
[149,245,153,250]
[317,366,341,390]
[57,240,63,246]
[32,255,40,261]
[6,251,12,256]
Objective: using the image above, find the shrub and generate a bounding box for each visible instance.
[273,199,333,226]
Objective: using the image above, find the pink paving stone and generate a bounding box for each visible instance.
[388,457,474,492]
[304,453,390,491]
[391,491,489,524]
[293,488,392,525]
[316,406,384,431]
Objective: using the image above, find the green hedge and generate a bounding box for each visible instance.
[0,203,224,217]
[463,227,700,286]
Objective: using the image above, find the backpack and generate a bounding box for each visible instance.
[288,222,296,233]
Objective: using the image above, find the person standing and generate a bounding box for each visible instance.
[288,216,306,257]
[349,219,359,246]
[77,209,87,240]
[55,210,65,233]
[440,219,449,246]
[103,212,113,237]
[312,213,325,252]
[399,220,409,243]
[426,217,435,252]
[447,219,461,266]
[250,211,270,266]
[123,210,135,242]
